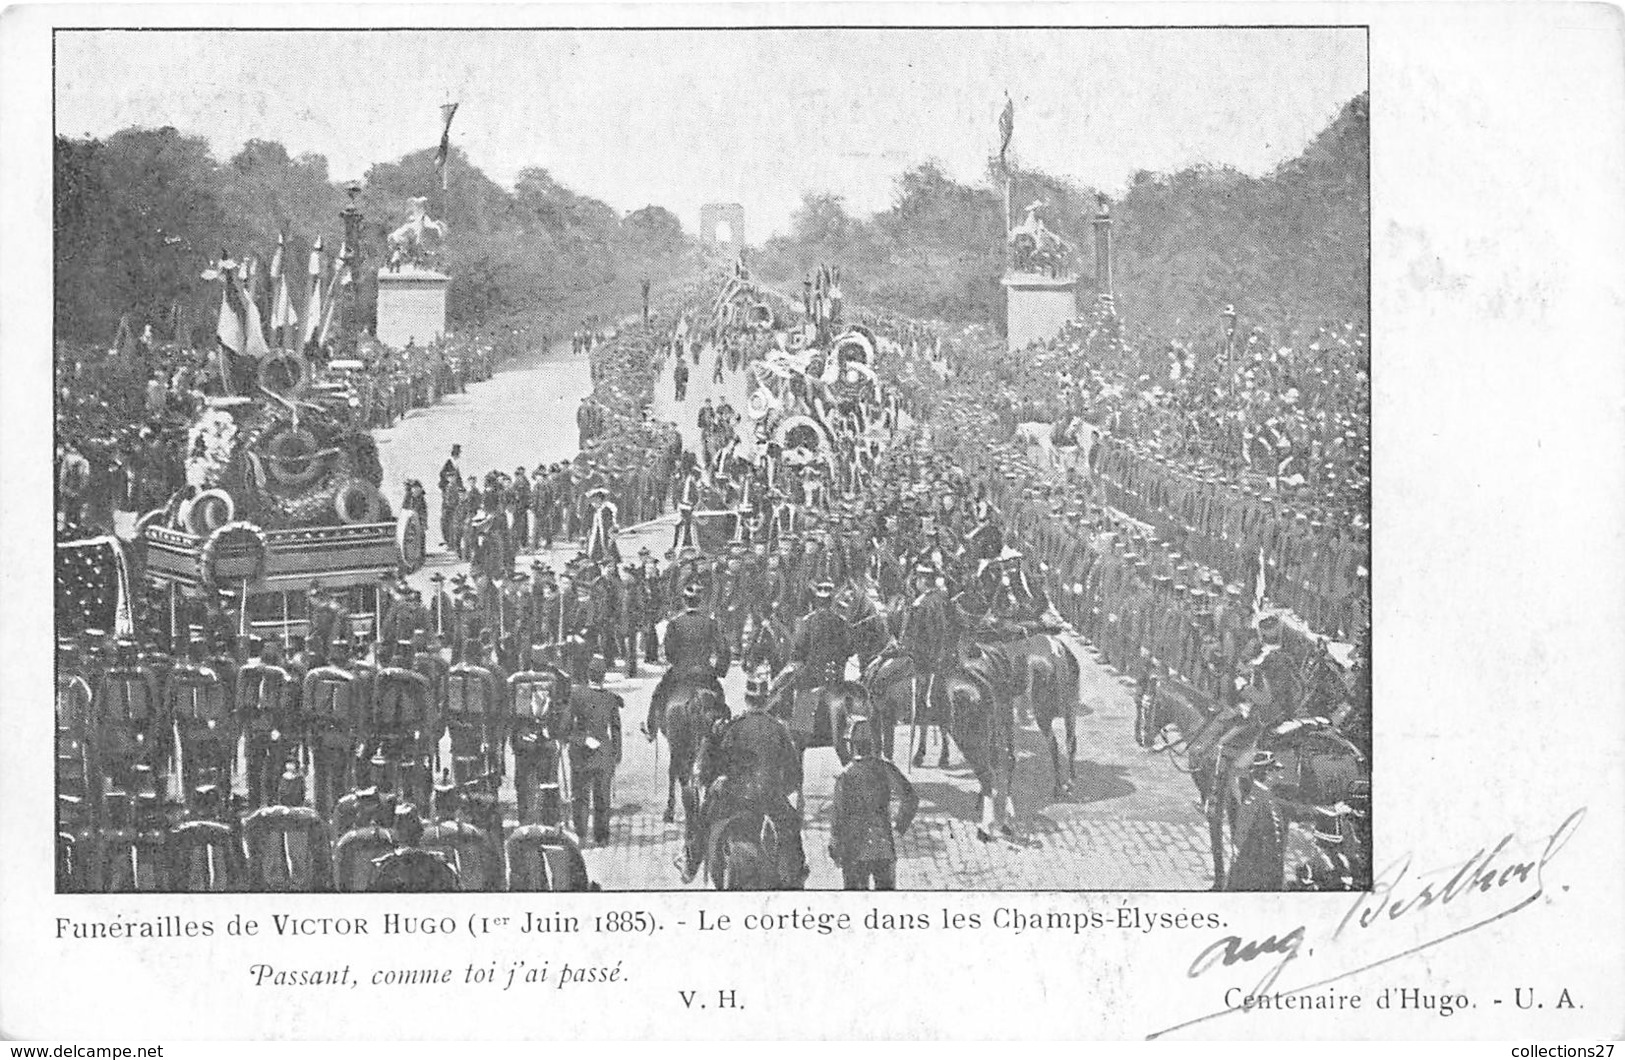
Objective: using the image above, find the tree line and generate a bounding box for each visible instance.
[54,128,702,348]
[753,92,1369,343]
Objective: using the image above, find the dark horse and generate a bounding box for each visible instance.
[650,678,729,824]
[1138,666,1369,890]
[767,663,870,807]
[968,621,1082,797]
[863,639,1024,838]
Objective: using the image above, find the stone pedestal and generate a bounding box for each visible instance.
[1003,272,1079,352]
[376,265,449,350]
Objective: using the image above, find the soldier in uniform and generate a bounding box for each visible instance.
[241,765,332,891]
[828,716,918,890]
[586,562,623,674]
[645,584,731,738]
[236,636,297,809]
[686,667,806,886]
[373,640,435,808]
[508,644,572,824]
[94,638,163,801]
[896,563,954,769]
[167,635,234,810]
[621,563,651,678]
[637,549,664,666]
[567,654,624,843]
[784,580,851,702]
[301,636,367,817]
[444,637,502,785]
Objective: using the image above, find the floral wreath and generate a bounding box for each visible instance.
[200,520,269,594]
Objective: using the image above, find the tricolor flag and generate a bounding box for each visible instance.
[301,237,325,352]
[269,232,299,343]
[435,101,459,190]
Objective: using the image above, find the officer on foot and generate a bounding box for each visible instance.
[829,716,918,890]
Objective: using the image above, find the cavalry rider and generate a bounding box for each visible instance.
[895,561,957,766]
[644,583,732,739]
[684,666,807,886]
[782,580,851,705]
[1188,611,1306,805]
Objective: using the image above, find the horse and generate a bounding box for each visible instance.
[1137,670,1369,889]
[833,579,894,674]
[863,639,1023,839]
[767,662,869,804]
[971,622,1082,797]
[653,678,729,825]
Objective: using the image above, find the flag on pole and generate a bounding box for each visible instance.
[237,259,271,359]
[316,240,347,347]
[435,101,459,190]
[998,95,1015,170]
[269,232,299,342]
[302,237,325,351]
[211,252,246,356]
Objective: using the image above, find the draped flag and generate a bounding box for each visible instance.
[316,240,347,347]
[56,535,134,637]
[269,232,299,343]
[435,101,459,190]
[301,237,325,353]
[237,259,271,359]
[998,95,1015,169]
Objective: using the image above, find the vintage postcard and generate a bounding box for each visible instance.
[1,3,1620,1044]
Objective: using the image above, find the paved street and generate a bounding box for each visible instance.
[375,339,1213,890]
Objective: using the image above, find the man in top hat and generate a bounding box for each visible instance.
[828,715,917,890]
[438,445,464,550]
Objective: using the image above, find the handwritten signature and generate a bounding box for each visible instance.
[1147,807,1585,1039]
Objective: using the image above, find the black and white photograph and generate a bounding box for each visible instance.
[2,4,1621,1044]
[47,26,1371,894]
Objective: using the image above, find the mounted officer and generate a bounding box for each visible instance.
[685,667,807,887]
[895,563,954,767]
[645,583,731,739]
[778,580,852,735]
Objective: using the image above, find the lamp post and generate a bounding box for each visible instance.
[1091,193,1114,309]
[340,182,365,355]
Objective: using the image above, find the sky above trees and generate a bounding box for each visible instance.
[55,27,1366,240]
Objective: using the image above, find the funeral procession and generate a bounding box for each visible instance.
[51,30,1370,894]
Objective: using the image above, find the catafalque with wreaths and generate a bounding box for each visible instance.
[142,347,426,637]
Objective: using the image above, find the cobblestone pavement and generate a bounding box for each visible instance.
[376,339,1217,890]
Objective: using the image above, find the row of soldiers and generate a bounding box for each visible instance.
[986,469,1251,705]
[55,614,627,891]
[1091,436,1369,640]
[438,445,681,565]
[352,341,497,432]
